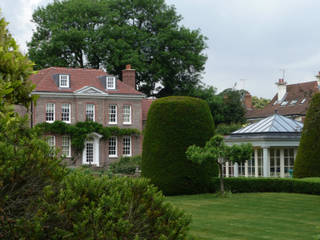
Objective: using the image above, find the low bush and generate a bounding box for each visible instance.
[109,155,141,175]
[210,177,320,195]
[19,171,191,239]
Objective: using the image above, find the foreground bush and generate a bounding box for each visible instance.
[210,177,320,195]
[142,96,218,195]
[21,172,190,239]
[294,93,320,178]
[109,155,141,175]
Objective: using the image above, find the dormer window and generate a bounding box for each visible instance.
[106,76,116,90]
[59,74,69,88]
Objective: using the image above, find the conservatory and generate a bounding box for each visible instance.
[224,113,303,178]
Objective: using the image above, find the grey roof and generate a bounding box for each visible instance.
[232,114,303,134]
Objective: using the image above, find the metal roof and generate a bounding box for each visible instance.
[232,114,303,134]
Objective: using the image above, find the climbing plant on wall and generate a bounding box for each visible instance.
[36,121,140,153]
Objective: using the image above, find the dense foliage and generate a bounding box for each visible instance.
[142,96,218,195]
[215,123,243,135]
[210,177,320,195]
[109,155,141,175]
[186,85,246,125]
[0,12,67,238]
[36,120,140,153]
[20,171,191,239]
[294,93,320,178]
[28,0,207,97]
[0,11,35,108]
[251,96,270,109]
[186,135,253,194]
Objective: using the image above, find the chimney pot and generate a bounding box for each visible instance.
[126,64,131,70]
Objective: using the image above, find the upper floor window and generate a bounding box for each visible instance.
[123,105,131,124]
[62,136,71,157]
[106,76,116,90]
[122,136,131,156]
[109,104,117,124]
[61,103,71,123]
[46,103,55,122]
[108,136,117,157]
[59,74,70,88]
[86,104,95,121]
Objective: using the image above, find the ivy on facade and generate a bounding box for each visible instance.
[36,121,140,153]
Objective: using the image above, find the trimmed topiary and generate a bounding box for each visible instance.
[141,96,218,195]
[294,93,320,178]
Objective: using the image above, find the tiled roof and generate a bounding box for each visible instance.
[233,114,303,134]
[142,98,154,121]
[30,67,143,95]
[246,81,319,119]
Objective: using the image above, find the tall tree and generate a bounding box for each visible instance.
[28,0,207,96]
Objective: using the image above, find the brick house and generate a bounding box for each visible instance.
[19,65,149,167]
[245,79,319,122]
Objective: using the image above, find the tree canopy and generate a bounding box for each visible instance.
[252,96,270,109]
[28,0,207,97]
[186,85,246,125]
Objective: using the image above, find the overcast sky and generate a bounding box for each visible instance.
[1,0,320,98]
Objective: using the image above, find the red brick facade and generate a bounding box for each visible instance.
[28,66,146,167]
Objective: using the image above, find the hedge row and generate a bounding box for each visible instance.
[210,177,320,195]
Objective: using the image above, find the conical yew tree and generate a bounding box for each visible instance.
[294,93,320,178]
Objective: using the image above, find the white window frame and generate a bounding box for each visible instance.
[106,76,116,90]
[59,74,70,88]
[46,103,55,123]
[46,135,55,151]
[108,104,117,124]
[122,136,131,156]
[62,136,71,157]
[61,103,71,123]
[86,104,95,121]
[108,136,117,157]
[123,105,131,124]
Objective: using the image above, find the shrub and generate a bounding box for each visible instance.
[294,93,320,178]
[215,122,243,135]
[109,155,141,175]
[142,96,218,195]
[20,171,191,239]
[210,177,320,195]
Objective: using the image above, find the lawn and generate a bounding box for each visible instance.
[167,193,320,240]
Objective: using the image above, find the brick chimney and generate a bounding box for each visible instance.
[244,92,252,110]
[122,64,136,90]
[276,78,287,101]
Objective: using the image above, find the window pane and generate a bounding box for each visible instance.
[109,105,117,123]
[106,77,115,89]
[123,136,131,156]
[61,104,70,122]
[62,136,70,157]
[108,137,117,156]
[86,104,95,121]
[46,103,55,122]
[123,105,131,123]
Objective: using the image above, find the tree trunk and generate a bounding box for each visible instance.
[218,162,225,195]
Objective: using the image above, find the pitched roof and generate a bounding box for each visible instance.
[246,81,319,119]
[142,98,154,121]
[30,67,143,95]
[233,114,303,134]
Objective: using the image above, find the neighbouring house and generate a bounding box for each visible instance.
[225,113,303,178]
[245,78,319,122]
[16,65,153,167]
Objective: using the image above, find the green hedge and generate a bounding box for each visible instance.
[109,155,141,175]
[210,177,320,195]
[142,96,218,195]
[294,93,320,178]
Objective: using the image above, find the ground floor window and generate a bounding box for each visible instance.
[247,158,254,177]
[122,136,131,156]
[270,149,280,177]
[62,136,71,157]
[284,148,294,177]
[257,149,263,177]
[108,136,117,157]
[238,162,245,177]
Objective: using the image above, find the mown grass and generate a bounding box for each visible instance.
[168,193,320,240]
